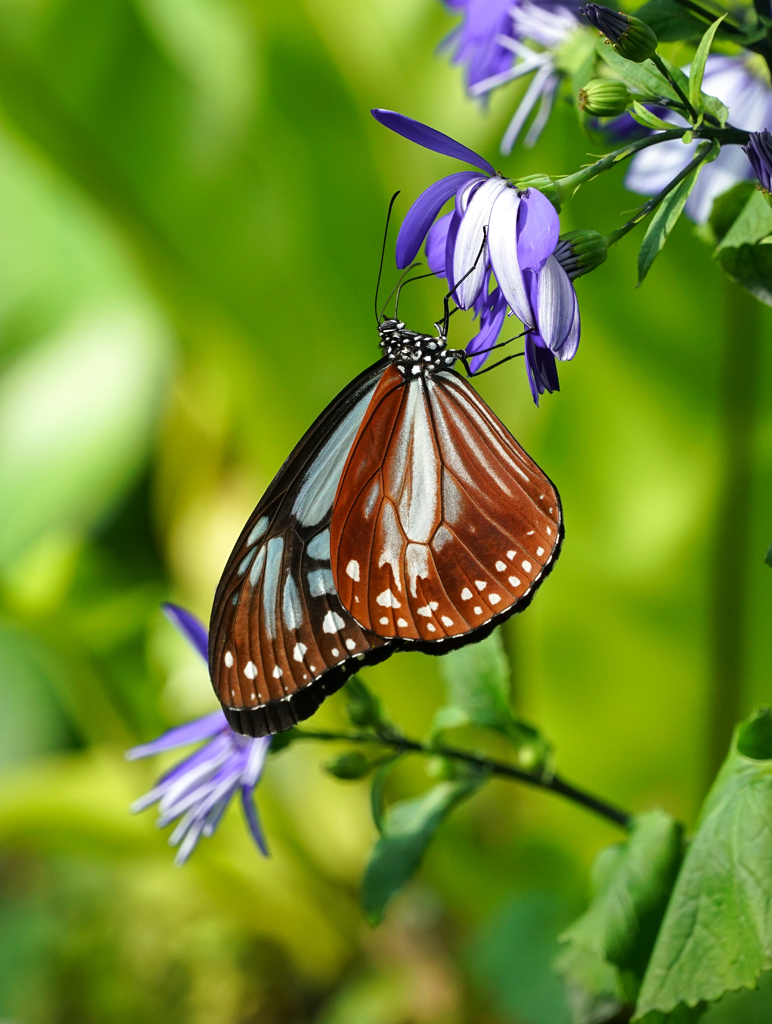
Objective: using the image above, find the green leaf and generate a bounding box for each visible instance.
[637,168,701,285]
[631,101,675,131]
[362,776,482,924]
[718,244,772,306]
[708,181,757,245]
[597,44,678,102]
[556,810,683,1021]
[634,708,772,1019]
[716,188,772,251]
[635,0,710,41]
[688,16,726,113]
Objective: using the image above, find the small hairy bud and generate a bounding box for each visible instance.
[743,129,772,207]
[578,78,630,117]
[325,751,372,780]
[553,229,608,279]
[514,174,562,212]
[579,4,658,63]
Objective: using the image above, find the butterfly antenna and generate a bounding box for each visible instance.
[379,262,422,321]
[441,228,487,339]
[374,191,401,326]
[393,268,441,319]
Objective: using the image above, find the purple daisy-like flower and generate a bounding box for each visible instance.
[744,129,772,192]
[443,0,583,153]
[373,108,579,403]
[126,603,271,865]
[626,53,772,224]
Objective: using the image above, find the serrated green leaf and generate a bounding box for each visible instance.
[708,181,757,245]
[718,244,772,305]
[597,44,678,102]
[437,630,512,734]
[716,188,772,250]
[362,777,481,924]
[635,0,709,41]
[637,169,701,284]
[634,708,772,1019]
[631,101,675,131]
[689,16,725,112]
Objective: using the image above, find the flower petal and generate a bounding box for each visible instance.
[453,176,509,308]
[162,603,209,662]
[517,188,559,272]
[467,288,508,373]
[524,334,560,406]
[371,109,495,174]
[487,186,533,326]
[533,255,578,356]
[126,710,226,760]
[242,788,269,856]
[426,212,452,277]
[396,171,483,268]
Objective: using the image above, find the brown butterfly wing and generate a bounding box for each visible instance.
[330,364,562,645]
[209,360,393,737]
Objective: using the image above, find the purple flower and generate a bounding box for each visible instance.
[744,129,772,192]
[627,54,772,224]
[126,603,271,864]
[372,108,580,404]
[443,0,582,153]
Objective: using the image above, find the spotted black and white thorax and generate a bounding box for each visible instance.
[378,318,461,377]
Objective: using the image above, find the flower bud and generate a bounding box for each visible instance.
[578,78,630,117]
[579,4,658,63]
[345,676,384,728]
[553,229,608,279]
[743,130,772,208]
[325,751,372,779]
[513,174,562,212]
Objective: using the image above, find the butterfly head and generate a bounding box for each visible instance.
[378,318,457,377]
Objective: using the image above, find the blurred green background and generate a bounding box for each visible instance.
[0,0,770,1020]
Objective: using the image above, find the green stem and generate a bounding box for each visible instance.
[668,0,745,35]
[650,54,699,123]
[707,279,762,780]
[604,141,715,247]
[295,728,632,829]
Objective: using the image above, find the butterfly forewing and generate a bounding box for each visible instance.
[209,360,394,737]
[330,365,562,644]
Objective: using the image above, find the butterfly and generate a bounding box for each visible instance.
[208,313,563,738]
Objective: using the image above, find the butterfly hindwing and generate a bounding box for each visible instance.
[330,364,562,645]
[208,359,394,737]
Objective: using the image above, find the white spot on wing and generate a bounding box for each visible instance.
[507,550,516,560]
[224,651,233,667]
[331,647,339,657]
[262,536,284,638]
[461,588,472,601]
[441,616,453,627]
[427,623,436,632]
[322,610,346,633]
[379,616,389,625]
[345,639,356,650]
[508,576,520,587]
[307,568,335,596]
[376,589,401,608]
[475,580,487,591]
[283,573,303,630]
[346,560,360,581]
[272,665,283,678]
[536,547,545,557]
[397,618,408,627]
[495,561,506,572]
[474,606,482,614]
[490,594,501,605]
[244,661,257,679]
[293,643,307,663]
[522,560,532,572]
[247,516,269,545]
[306,529,330,560]
[406,543,430,598]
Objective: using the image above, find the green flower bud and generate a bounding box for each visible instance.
[325,751,372,780]
[553,229,608,279]
[580,5,658,63]
[578,78,630,117]
[513,174,562,212]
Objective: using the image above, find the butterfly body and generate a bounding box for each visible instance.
[209,317,563,738]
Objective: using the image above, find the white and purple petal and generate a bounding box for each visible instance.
[516,188,560,271]
[531,255,579,358]
[487,185,533,326]
[396,171,483,268]
[426,212,453,277]
[453,176,510,308]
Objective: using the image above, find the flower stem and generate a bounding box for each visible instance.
[295,728,632,829]
[604,141,715,247]
[706,279,762,781]
[650,53,699,122]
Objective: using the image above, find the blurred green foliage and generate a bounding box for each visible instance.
[0,0,771,1020]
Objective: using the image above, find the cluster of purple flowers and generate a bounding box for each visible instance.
[373,110,579,403]
[127,604,270,864]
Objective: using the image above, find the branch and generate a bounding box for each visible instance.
[294,728,632,829]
